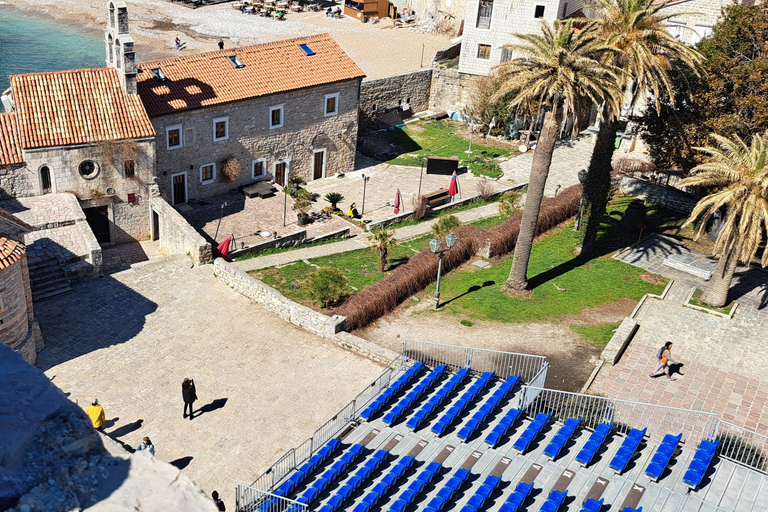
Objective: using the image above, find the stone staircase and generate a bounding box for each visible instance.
[29,257,72,302]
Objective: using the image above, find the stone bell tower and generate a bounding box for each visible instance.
[105,0,137,95]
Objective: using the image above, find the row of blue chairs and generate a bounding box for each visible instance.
[683,438,720,489]
[544,417,581,461]
[460,474,502,512]
[318,448,388,512]
[384,366,446,426]
[645,433,682,481]
[433,371,495,436]
[485,408,522,448]
[576,422,614,467]
[388,461,443,512]
[458,374,520,441]
[425,468,471,512]
[407,368,470,431]
[581,497,604,512]
[499,481,534,512]
[514,413,552,454]
[297,444,365,506]
[610,428,647,474]
[274,439,341,498]
[360,362,424,421]
[354,455,415,512]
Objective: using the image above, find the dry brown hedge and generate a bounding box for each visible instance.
[335,184,583,330]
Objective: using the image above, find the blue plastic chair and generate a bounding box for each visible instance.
[540,490,568,512]
[580,497,604,512]
[513,413,552,454]
[610,428,647,474]
[576,423,614,467]
[543,417,582,460]
[683,438,720,489]
[645,433,682,481]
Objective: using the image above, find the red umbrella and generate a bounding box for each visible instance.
[448,171,459,197]
[216,234,233,260]
[394,189,401,214]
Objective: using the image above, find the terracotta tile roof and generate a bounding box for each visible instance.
[0,207,33,232]
[0,113,23,166]
[10,68,155,149]
[0,235,25,270]
[137,33,365,117]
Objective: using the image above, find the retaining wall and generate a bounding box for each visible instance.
[150,194,212,266]
[359,69,433,134]
[619,175,698,214]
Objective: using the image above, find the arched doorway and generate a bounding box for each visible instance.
[40,166,52,194]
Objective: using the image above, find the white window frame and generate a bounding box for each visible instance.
[166,124,183,150]
[273,159,290,187]
[252,158,267,179]
[200,162,216,184]
[324,93,339,117]
[477,44,491,60]
[666,21,685,41]
[170,171,188,205]
[692,25,712,45]
[312,149,327,180]
[212,116,229,142]
[269,104,284,129]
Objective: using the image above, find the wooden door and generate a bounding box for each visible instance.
[313,151,325,180]
[172,173,187,205]
[274,162,286,187]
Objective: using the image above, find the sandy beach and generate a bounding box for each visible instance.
[4,0,452,78]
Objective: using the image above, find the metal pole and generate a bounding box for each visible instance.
[213,201,227,242]
[433,252,444,309]
[418,159,424,199]
[420,43,425,68]
[283,187,288,226]
[362,177,368,215]
[574,194,584,230]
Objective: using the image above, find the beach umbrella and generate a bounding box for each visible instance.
[448,171,459,198]
[216,234,233,260]
[394,189,401,214]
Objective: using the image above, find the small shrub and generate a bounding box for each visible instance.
[288,175,307,190]
[368,229,396,272]
[324,192,345,209]
[476,177,494,201]
[460,319,474,327]
[221,157,242,182]
[499,191,522,217]
[307,267,350,308]
[432,215,461,238]
[291,189,313,215]
[411,196,428,221]
[320,206,336,216]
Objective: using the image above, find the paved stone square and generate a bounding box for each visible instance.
[101,240,164,272]
[35,256,384,508]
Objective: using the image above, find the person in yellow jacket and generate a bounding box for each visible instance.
[86,398,105,432]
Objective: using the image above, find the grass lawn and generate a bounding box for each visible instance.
[249,235,432,308]
[232,236,343,262]
[386,120,513,178]
[570,323,621,346]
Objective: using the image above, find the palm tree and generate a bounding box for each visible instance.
[578,0,703,254]
[680,132,768,307]
[368,229,396,272]
[495,19,623,292]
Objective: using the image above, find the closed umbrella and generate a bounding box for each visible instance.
[216,234,233,260]
[448,171,459,199]
[394,189,401,214]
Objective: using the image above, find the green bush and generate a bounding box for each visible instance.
[499,191,522,217]
[432,215,461,238]
[307,267,350,308]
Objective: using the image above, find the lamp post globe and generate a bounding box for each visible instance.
[577,169,588,183]
[575,169,588,230]
[430,238,442,254]
[446,232,458,249]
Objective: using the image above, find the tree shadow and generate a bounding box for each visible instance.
[726,267,768,309]
[442,280,496,306]
[170,456,194,470]
[386,256,410,272]
[196,398,228,417]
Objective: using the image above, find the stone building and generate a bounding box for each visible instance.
[658,0,731,46]
[0,208,43,364]
[132,33,365,205]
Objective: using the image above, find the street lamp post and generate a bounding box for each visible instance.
[213,201,228,242]
[418,156,426,199]
[361,173,370,215]
[430,232,458,309]
[574,168,588,230]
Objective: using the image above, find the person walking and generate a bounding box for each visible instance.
[212,490,226,511]
[175,36,181,51]
[136,436,155,456]
[86,398,105,432]
[182,378,197,420]
[218,40,224,50]
[650,342,678,381]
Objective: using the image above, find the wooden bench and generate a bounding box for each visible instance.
[422,188,451,207]
[239,181,277,198]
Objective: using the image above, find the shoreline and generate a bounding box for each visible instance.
[2,0,452,79]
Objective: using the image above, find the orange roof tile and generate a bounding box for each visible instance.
[0,207,33,233]
[0,235,25,270]
[137,33,365,117]
[10,68,155,150]
[0,113,23,166]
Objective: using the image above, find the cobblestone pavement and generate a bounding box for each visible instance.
[0,193,84,227]
[232,203,502,272]
[35,256,383,508]
[590,236,768,431]
[101,240,164,272]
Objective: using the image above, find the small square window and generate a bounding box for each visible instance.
[124,160,135,178]
[477,44,491,60]
[167,124,183,149]
[270,105,284,129]
[200,163,215,184]
[213,117,229,142]
[324,93,339,117]
[252,158,267,179]
[534,5,545,18]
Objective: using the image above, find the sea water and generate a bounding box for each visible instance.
[0,6,105,92]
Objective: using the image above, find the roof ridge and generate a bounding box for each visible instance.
[10,67,115,80]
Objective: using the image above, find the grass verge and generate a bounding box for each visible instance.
[689,288,735,315]
[570,323,621,346]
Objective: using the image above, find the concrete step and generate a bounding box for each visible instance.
[32,282,73,302]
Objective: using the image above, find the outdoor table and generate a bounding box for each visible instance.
[290,4,302,11]
[277,1,288,6]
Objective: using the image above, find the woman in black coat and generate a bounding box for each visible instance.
[182,378,197,419]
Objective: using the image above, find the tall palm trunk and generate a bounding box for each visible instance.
[579,118,618,254]
[504,103,564,292]
[700,249,739,307]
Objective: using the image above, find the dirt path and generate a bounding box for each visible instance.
[358,297,639,392]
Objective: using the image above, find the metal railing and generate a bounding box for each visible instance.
[713,420,768,474]
[402,339,548,383]
[518,386,718,444]
[518,363,549,409]
[236,485,307,512]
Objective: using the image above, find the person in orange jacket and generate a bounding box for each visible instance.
[86,398,105,432]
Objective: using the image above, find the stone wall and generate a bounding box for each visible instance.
[149,194,212,266]
[433,41,462,63]
[113,200,151,244]
[152,80,361,203]
[0,259,30,356]
[429,67,477,113]
[658,0,729,46]
[359,69,433,134]
[228,229,307,259]
[619,175,698,214]
[213,258,397,365]
[0,163,36,199]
